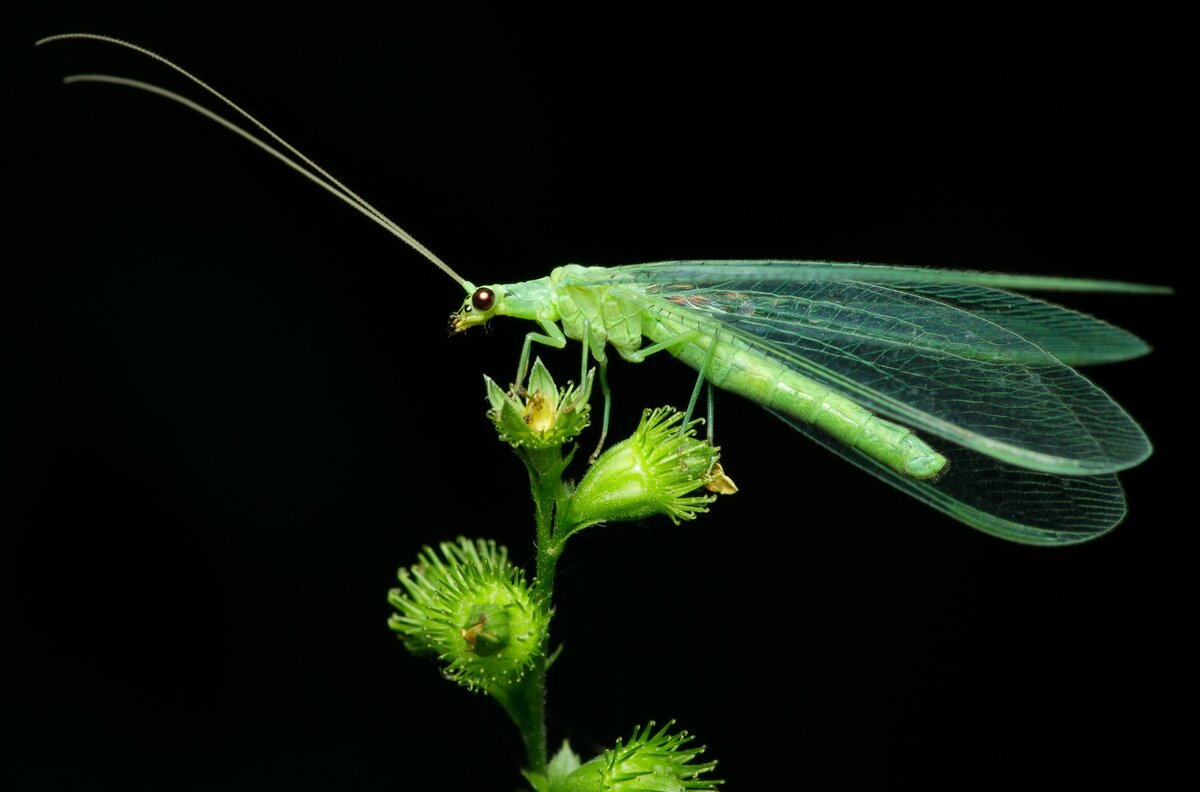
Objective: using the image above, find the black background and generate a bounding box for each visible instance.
[9,4,1190,790]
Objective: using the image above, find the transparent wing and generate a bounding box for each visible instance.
[562,261,1157,539]
[769,408,1126,545]
[668,280,1145,472]
[569,261,1160,365]
[578,260,1171,295]
[886,282,1150,365]
[603,278,1152,475]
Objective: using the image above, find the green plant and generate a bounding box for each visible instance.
[387,359,727,790]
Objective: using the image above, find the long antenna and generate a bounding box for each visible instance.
[36,33,468,288]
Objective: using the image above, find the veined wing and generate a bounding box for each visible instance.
[584,274,1152,475]
[769,408,1126,544]
[571,260,1164,365]
[583,260,1171,294]
[880,282,1150,366]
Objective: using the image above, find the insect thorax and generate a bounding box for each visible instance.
[549,265,645,360]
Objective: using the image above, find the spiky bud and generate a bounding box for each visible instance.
[562,408,725,532]
[486,358,594,450]
[387,537,549,693]
[560,721,721,791]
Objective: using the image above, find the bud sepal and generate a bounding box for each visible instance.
[523,740,584,792]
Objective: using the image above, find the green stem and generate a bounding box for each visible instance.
[510,452,566,775]
[496,666,546,775]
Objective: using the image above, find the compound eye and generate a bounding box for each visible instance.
[471,288,496,312]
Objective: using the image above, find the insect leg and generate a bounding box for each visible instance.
[681,333,718,435]
[515,319,567,395]
[624,330,702,363]
[579,324,590,389]
[680,336,734,489]
[588,347,612,464]
[706,383,715,444]
[559,325,593,417]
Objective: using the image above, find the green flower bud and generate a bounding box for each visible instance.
[387,537,549,693]
[561,722,721,792]
[486,358,594,450]
[563,407,723,531]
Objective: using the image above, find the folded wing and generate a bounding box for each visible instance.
[566,262,1154,474]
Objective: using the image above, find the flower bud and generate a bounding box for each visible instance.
[387,538,549,693]
[564,407,724,531]
[561,721,721,792]
[486,358,594,450]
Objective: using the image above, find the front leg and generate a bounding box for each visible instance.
[515,319,567,395]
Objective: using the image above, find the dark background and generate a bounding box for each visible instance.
[9,4,1190,789]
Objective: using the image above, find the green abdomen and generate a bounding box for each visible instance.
[642,312,946,480]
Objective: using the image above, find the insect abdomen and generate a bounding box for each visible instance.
[644,313,946,480]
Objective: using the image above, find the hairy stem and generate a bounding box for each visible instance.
[513,454,567,775]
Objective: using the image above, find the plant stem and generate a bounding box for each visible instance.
[498,663,546,774]
[511,455,566,775]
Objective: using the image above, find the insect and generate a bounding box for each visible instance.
[38,34,1168,546]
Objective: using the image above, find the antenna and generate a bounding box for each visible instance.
[37,33,468,288]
